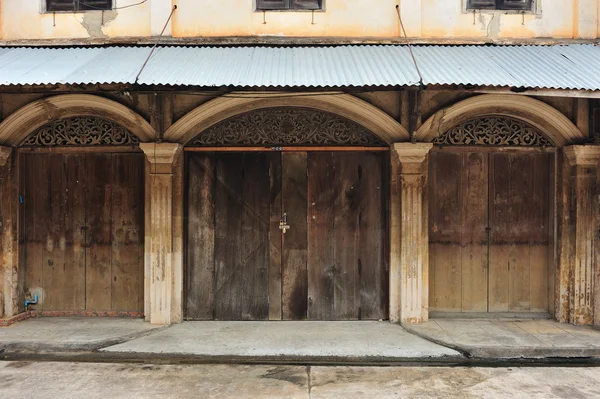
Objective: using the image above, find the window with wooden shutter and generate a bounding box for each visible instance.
[257,0,289,10]
[291,0,322,10]
[78,0,113,10]
[466,0,533,10]
[256,0,323,10]
[47,0,76,11]
[501,0,532,10]
[46,0,112,11]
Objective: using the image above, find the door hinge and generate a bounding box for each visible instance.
[268,231,271,240]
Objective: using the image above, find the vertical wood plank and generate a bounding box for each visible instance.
[428,151,463,312]
[529,153,551,312]
[214,153,244,320]
[64,154,86,310]
[508,154,534,312]
[307,152,335,320]
[240,153,270,320]
[43,154,67,311]
[489,153,547,313]
[85,153,113,310]
[110,153,145,311]
[214,153,270,320]
[356,152,386,320]
[281,152,308,320]
[185,153,216,320]
[332,153,360,319]
[22,154,48,309]
[489,153,510,312]
[269,153,283,320]
[460,152,489,312]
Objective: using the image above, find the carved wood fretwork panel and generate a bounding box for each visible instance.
[434,117,552,147]
[21,117,139,147]
[189,107,386,147]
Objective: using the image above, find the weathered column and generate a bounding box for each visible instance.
[140,143,183,325]
[390,143,433,324]
[563,145,600,325]
[0,146,20,320]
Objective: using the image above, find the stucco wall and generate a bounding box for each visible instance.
[0,0,598,41]
[1,0,150,40]
[171,0,400,38]
[415,0,598,39]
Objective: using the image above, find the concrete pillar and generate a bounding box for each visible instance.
[564,145,600,325]
[140,143,183,325]
[390,143,433,324]
[0,146,20,319]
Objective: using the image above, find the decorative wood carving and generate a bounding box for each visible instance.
[434,117,552,147]
[189,108,386,147]
[21,117,139,147]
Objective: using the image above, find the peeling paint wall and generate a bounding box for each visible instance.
[1,0,597,41]
[172,0,401,38]
[172,0,600,39]
[1,0,150,40]
[417,0,598,39]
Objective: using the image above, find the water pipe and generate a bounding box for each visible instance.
[24,294,38,309]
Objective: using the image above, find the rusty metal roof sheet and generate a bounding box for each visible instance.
[0,44,599,90]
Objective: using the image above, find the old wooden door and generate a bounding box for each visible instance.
[429,149,553,314]
[186,151,388,321]
[21,152,145,312]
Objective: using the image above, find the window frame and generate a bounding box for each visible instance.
[255,0,325,12]
[465,0,536,13]
[44,0,114,13]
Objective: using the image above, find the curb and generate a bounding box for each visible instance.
[402,324,600,360]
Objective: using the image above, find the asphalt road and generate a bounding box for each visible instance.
[1,361,599,398]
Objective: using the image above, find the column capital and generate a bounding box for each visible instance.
[392,143,433,174]
[392,143,433,164]
[140,143,182,174]
[564,145,600,167]
[0,146,12,167]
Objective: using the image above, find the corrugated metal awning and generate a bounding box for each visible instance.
[0,44,599,90]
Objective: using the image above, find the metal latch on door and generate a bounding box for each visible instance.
[279,213,291,234]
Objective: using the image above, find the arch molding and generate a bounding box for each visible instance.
[415,94,585,147]
[0,94,155,147]
[164,93,409,146]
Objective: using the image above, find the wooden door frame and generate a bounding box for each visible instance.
[428,145,558,317]
[17,147,145,317]
[184,146,389,152]
[183,147,391,321]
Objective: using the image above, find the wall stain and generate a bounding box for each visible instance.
[80,11,117,38]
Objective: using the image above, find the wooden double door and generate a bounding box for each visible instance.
[186,151,388,321]
[429,149,554,314]
[21,152,145,312]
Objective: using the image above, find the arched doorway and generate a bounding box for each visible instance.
[427,116,556,316]
[184,106,391,321]
[17,115,147,315]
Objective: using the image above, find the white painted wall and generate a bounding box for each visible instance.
[0,0,597,40]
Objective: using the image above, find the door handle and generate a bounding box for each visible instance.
[279,213,291,234]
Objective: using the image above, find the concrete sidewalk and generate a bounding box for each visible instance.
[407,318,600,359]
[101,321,460,362]
[0,317,161,352]
[2,317,600,362]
